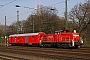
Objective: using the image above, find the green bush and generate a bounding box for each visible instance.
[0,38,5,45]
[84,38,90,47]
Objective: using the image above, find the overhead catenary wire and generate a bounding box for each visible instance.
[49,1,65,6]
[0,0,17,8]
[7,10,32,20]
[49,0,70,6]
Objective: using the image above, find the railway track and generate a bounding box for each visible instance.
[0,54,29,60]
[0,46,90,60]
[8,46,90,54]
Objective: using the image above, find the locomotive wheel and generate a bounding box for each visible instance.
[62,44,69,49]
[57,44,62,48]
[39,44,43,48]
[75,42,81,48]
[11,44,16,46]
[75,45,80,49]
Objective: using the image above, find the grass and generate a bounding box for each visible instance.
[84,38,90,47]
[0,38,5,45]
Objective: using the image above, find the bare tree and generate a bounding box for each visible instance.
[69,0,90,46]
[69,1,90,33]
[7,22,17,35]
[0,24,4,37]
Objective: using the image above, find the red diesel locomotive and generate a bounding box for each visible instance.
[8,30,83,48]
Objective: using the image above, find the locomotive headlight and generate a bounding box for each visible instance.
[79,37,83,44]
[81,40,83,44]
[80,39,83,44]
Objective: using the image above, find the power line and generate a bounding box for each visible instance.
[7,10,32,20]
[49,1,65,6]
[20,11,32,16]
[49,0,70,6]
[0,0,17,8]
[6,10,32,25]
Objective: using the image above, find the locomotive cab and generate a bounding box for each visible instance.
[54,30,83,48]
